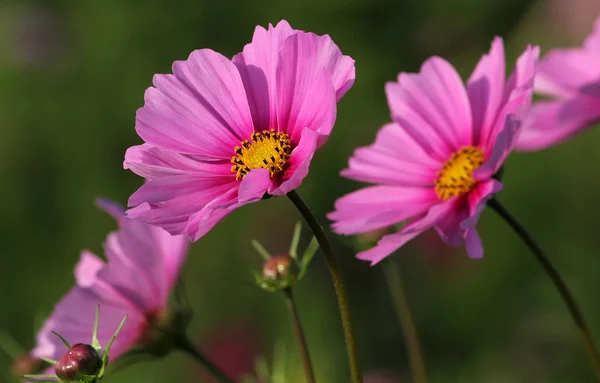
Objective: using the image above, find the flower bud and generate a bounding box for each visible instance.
[55,343,102,382]
[262,254,298,282]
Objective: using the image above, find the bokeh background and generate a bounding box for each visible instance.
[1,0,600,382]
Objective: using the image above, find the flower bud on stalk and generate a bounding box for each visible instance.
[262,254,298,283]
[252,222,318,293]
[54,344,101,383]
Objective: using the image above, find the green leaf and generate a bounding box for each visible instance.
[76,373,97,383]
[288,221,302,260]
[251,240,271,261]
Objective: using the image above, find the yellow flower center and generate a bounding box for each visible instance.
[231,129,292,180]
[434,146,485,201]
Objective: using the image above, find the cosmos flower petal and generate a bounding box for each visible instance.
[356,203,454,265]
[341,122,439,186]
[329,185,437,235]
[478,44,538,152]
[171,49,255,141]
[126,178,236,236]
[276,33,337,145]
[124,144,232,179]
[238,168,271,203]
[389,57,472,154]
[535,49,600,98]
[464,228,483,259]
[467,37,505,145]
[75,250,104,288]
[232,20,296,131]
[516,97,600,151]
[136,49,254,158]
[127,175,234,207]
[515,17,600,151]
[303,31,356,100]
[463,179,503,229]
[435,179,502,249]
[474,113,522,180]
[186,189,240,241]
[269,128,321,196]
[504,45,539,102]
[583,17,600,53]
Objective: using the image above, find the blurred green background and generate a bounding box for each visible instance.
[1,0,600,382]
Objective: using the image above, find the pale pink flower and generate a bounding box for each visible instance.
[31,199,189,363]
[329,38,538,264]
[124,20,355,241]
[517,17,600,151]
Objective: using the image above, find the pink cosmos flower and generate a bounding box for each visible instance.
[124,20,355,241]
[329,38,539,264]
[31,199,189,364]
[516,17,600,151]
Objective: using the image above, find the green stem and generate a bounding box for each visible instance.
[488,198,600,379]
[287,190,362,383]
[283,288,317,383]
[382,260,428,383]
[175,336,236,383]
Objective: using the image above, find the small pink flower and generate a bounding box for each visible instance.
[124,20,355,241]
[329,38,538,264]
[31,199,189,363]
[516,17,600,151]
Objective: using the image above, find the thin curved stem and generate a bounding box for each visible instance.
[382,260,428,383]
[175,336,236,383]
[488,198,600,378]
[283,288,317,383]
[287,190,362,383]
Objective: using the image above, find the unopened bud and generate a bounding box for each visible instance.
[11,354,44,376]
[55,343,101,382]
[262,254,298,282]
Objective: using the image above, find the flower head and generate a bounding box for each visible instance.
[124,20,355,241]
[30,199,190,367]
[516,16,600,151]
[252,222,318,292]
[329,38,539,264]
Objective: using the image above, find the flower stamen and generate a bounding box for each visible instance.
[231,129,292,180]
[434,146,485,201]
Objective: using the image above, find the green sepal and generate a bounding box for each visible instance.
[91,306,101,351]
[98,314,127,378]
[251,240,272,261]
[298,236,318,280]
[39,356,57,365]
[75,373,97,383]
[51,332,71,350]
[288,221,302,260]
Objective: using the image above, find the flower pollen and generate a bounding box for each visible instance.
[434,146,485,201]
[231,129,292,180]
